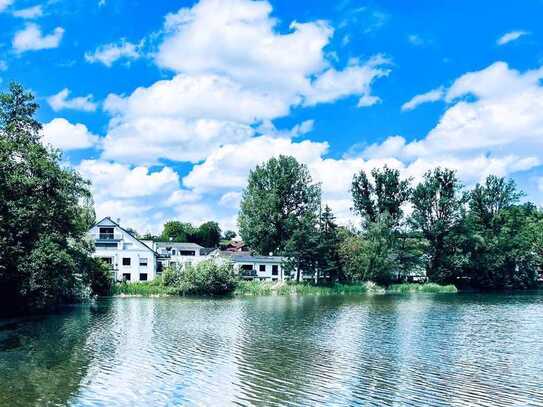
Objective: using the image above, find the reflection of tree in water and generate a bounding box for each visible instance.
[0,302,112,406]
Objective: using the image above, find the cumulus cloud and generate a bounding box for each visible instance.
[99,0,388,166]
[401,86,444,111]
[12,23,64,53]
[85,39,140,67]
[497,30,528,46]
[13,5,43,19]
[362,62,543,180]
[47,88,97,112]
[0,0,13,12]
[41,118,99,151]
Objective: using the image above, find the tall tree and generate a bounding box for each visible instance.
[317,206,343,282]
[466,176,539,289]
[410,168,468,284]
[238,155,321,256]
[160,221,196,242]
[0,83,106,313]
[352,166,411,226]
[195,221,222,247]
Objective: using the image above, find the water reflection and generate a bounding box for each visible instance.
[0,293,542,406]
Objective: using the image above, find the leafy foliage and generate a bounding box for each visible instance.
[239,155,321,256]
[174,260,237,295]
[0,83,106,314]
[160,220,222,247]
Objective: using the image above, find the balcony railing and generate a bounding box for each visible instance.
[90,232,123,241]
[240,269,257,277]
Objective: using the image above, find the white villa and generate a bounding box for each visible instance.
[88,217,287,283]
[89,217,158,282]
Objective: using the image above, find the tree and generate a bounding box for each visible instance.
[352,166,411,226]
[223,230,237,240]
[195,221,221,247]
[317,206,343,282]
[466,177,540,289]
[160,221,196,242]
[338,218,399,286]
[409,168,468,284]
[238,155,321,256]
[283,212,321,282]
[0,83,105,313]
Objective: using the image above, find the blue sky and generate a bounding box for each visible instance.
[1,0,542,233]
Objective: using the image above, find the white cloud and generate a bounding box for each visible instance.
[13,5,42,19]
[85,39,140,67]
[362,62,543,180]
[0,60,7,71]
[0,0,13,12]
[497,30,528,46]
[401,86,444,111]
[41,118,99,151]
[79,160,180,199]
[99,0,388,166]
[47,88,97,112]
[12,23,64,53]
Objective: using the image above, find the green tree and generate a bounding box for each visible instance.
[338,218,399,285]
[410,168,468,284]
[0,83,104,313]
[283,212,321,282]
[352,166,411,226]
[195,221,221,247]
[160,221,196,242]
[223,230,237,240]
[317,206,343,282]
[466,176,540,289]
[238,155,321,256]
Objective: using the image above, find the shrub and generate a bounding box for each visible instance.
[162,264,183,287]
[176,260,237,295]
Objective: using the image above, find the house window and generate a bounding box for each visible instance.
[123,273,131,281]
[139,258,148,267]
[171,249,177,255]
[122,257,131,266]
[259,264,266,272]
[272,265,279,276]
[180,250,196,256]
[139,273,148,281]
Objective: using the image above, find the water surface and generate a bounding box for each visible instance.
[1,293,542,406]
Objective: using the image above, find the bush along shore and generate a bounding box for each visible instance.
[111,265,458,297]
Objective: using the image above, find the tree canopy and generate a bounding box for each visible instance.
[0,83,109,313]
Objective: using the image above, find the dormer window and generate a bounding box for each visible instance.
[171,249,177,255]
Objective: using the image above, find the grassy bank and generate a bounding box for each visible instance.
[386,283,458,293]
[112,281,173,296]
[112,280,457,297]
[234,281,385,296]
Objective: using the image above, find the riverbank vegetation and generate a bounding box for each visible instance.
[239,156,543,291]
[0,84,110,315]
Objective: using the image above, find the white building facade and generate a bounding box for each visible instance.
[230,255,287,282]
[88,217,158,282]
[154,242,208,272]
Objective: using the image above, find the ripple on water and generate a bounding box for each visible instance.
[0,294,543,406]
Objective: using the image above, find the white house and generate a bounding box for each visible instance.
[153,241,208,271]
[210,252,287,282]
[88,217,158,282]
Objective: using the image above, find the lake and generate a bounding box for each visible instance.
[1,293,542,406]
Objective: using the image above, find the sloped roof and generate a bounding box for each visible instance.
[232,255,286,263]
[92,216,158,256]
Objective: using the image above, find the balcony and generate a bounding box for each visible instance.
[240,269,257,278]
[90,232,123,241]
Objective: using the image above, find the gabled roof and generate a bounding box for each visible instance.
[92,216,158,256]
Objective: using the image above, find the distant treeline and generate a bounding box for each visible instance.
[238,155,543,290]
